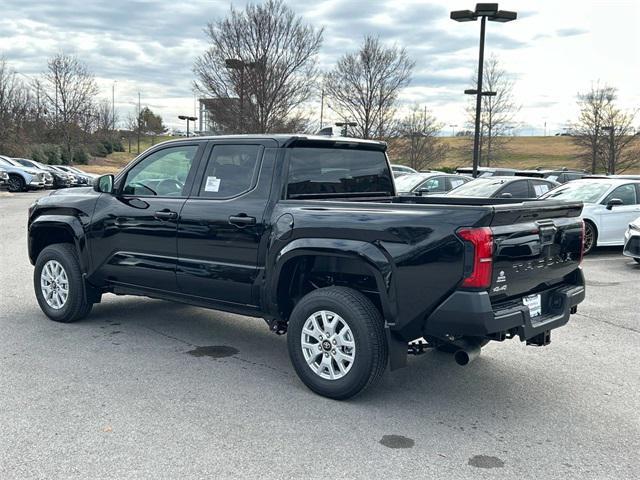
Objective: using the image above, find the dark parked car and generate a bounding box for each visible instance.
[515,168,587,183]
[395,172,471,195]
[455,166,518,177]
[13,158,69,189]
[54,165,94,186]
[447,176,559,200]
[28,135,585,399]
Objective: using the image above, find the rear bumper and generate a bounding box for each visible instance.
[425,269,585,341]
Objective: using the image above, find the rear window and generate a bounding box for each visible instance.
[286,148,393,198]
[446,178,506,197]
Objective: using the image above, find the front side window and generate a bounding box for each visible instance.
[603,184,637,205]
[122,145,198,197]
[197,144,261,198]
[286,148,393,198]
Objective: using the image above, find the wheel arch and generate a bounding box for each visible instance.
[267,238,396,325]
[29,216,88,271]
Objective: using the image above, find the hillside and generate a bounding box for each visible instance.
[82,135,605,175]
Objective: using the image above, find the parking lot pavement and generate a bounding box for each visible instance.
[1,190,639,480]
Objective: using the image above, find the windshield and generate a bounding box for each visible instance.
[446,178,506,197]
[542,181,611,203]
[394,173,429,192]
[0,157,19,167]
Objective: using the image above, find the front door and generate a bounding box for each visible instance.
[89,144,202,291]
[177,142,275,306]
[599,183,640,244]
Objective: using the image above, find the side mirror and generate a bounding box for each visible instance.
[94,174,114,194]
[416,188,430,196]
[500,192,513,199]
[606,198,623,210]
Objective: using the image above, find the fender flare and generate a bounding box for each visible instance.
[28,215,89,271]
[266,238,397,323]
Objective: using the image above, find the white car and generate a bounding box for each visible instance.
[542,179,640,254]
[623,216,640,264]
[391,164,417,178]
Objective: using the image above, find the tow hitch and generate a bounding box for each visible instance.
[526,330,551,346]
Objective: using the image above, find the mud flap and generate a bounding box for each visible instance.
[386,326,407,371]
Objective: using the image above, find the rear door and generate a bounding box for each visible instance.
[598,183,640,243]
[176,141,276,306]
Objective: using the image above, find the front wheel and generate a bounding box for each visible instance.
[34,244,93,323]
[583,221,597,255]
[7,175,26,192]
[287,287,388,400]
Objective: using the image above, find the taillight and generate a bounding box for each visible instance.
[579,219,585,264]
[457,227,494,289]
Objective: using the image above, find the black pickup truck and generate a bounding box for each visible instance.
[28,135,586,399]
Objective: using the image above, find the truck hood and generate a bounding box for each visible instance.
[50,186,95,196]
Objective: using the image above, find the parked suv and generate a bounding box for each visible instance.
[515,168,587,183]
[0,155,47,192]
[13,159,72,189]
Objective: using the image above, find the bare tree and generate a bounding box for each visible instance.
[0,58,37,155]
[466,55,518,166]
[570,83,638,173]
[42,54,99,156]
[389,105,448,171]
[597,105,638,174]
[324,36,414,139]
[94,99,119,134]
[572,83,616,173]
[193,0,323,134]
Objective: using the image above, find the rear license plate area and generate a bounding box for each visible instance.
[522,294,542,318]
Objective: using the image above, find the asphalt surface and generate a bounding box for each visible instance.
[1,190,639,479]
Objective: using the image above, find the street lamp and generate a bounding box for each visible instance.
[601,126,615,174]
[451,3,517,178]
[335,121,357,137]
[178,115,197,137]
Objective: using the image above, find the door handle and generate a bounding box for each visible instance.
[154,209,178,220]
[229,214,256,226]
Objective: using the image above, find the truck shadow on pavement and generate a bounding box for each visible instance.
[77,295,578,416]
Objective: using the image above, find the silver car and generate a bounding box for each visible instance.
[623,216,640,264]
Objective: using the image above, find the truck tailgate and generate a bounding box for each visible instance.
[488,201,584,303]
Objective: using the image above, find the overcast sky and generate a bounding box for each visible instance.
[1,0,639,133]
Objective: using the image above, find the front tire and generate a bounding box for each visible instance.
[583,221,597,255]
[7,175,26,192]
[287,287,388,400]
[34,244,93,323]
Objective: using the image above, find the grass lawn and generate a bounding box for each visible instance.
[82,134,636,175]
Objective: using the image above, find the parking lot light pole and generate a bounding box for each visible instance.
[451,3,517,178]
[178,115,197,137]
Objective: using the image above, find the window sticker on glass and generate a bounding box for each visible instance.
[205,176,221,192]
[534,184,549,196]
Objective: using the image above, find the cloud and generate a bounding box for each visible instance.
[556,27,589,37]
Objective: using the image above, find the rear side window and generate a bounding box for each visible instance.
[448,177,468,189]
[499,180,530,198]
[198,144,261,198]
[531,180,552,197]
[286,148,393,198]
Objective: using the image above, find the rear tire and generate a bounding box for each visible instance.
[287,287,387,400]
[7,174,26,192]
[583,221,597,255]
[34,244,93,323]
